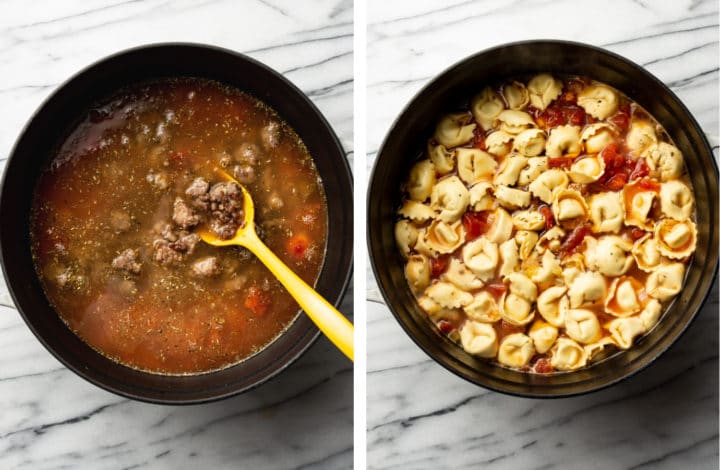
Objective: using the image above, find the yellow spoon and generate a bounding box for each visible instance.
[197,170,354,361]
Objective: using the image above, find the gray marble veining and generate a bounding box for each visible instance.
[0,1,352,469]
[366,1,718,468]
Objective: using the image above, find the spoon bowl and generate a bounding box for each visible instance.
[199,169,354,361]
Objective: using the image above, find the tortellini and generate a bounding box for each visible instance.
[568,271,606,308]
[460,321,498,357]
[529,169,568,203]
[581,123,616,154]
[497,333,535,367]
[623,181,657,230]
[462,237,499,281]
[425,219,465,254]
[502,81,530,110]
[407,160,436,201]
[529,320,558,354]
[646,142,684,181]
[626,121,657,155]
[552,189,589,224]
[464,292,500,323]
[564,308,601,344]
[536,286,567,327]
[405,254,431,293]
[567,155,605,183]
[513,129,546,156]
[472,87,505,130]
[496,110,536,135]
[654,219,697,259]
[660,180,693,220]
[577,85,618,119]
[456,148,497,184]
[444,258,483,290]
[494,155,528,186]
[588,191,624,233]
[551,338,588,371]
[428,143,455,175]
[646,262,685,301]
[430,176,470,223]
[545,125,581,157]
[527,74,562,110]
[434,112,476,148]
[485,131,514,157]
[397,74,697,374]
[426,281,473,309]
[585,236,633,277]
[605,276,644,317]
[395,219,418,257]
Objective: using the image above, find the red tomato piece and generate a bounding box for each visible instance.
[437,320,455,334]
[629,159,650,181]
[565,106,586,126]
[287,232,310,260]
[244,286,270,316]
[534,358,554,374]
[560,224,591,257]
[604,173,628,191]
[462,211,492,241]
[631,228,647,240]
[472,126,486,149]
[485,283,507,297]
[539,205,555,230]
[548,157,574,169]
[499,320,524,338]
[430,255,449,278]
[636,177,660,192]
[608,112,630,132]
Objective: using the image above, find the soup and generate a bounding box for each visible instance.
[31,78,328,374]
[394,74,696,373]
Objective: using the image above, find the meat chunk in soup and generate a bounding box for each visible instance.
[111,248,141,274]
[172,197,200,229]
[208,182,244,239]
[192,256,221,277]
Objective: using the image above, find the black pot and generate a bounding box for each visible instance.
[367,40,718,397]
[0,43,353,404]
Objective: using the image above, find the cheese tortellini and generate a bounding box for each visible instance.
[396,74,696,374]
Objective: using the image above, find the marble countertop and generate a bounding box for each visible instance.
[366,1,718,469]
[0,1,352,469]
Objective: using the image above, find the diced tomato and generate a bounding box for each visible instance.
[527,104,541,119]
[430,255,449,278]
[608,112,630,132]
[565,106,586,126]
[485,283,507,297]
[244,286,270,316]
[636,177,660,192]
[499,320,524,338]
[629,159,650,181]
[287,232,310,260]
[548,157,574,169]
[534,358,554,374]
[539,205,555,230]
[472,125,486,149]
[437,320,455,334]
[559,224,591,257]
[462,211,492,241]
[604,173,628,191]
[544,108,565,128]
[631,228,647,240]
[600,143,624,170]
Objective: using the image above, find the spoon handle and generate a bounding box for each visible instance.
[244,232,354,361]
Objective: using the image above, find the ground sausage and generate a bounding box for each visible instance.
[185,177,210,210]
[191,256,221,277]
[208,182,244,239]
[233,142,260,166]
[260,121,280,149]
[172,197,200,228]
[112,248,142,274]
[152,239,183,266]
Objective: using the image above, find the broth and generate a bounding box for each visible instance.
[31,78,328,374]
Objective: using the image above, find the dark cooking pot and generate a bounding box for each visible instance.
[367,40,718,397]
[0,43,353,404]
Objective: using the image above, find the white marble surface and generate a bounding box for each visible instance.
[366,1,718,469]
[0,1,352,469]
